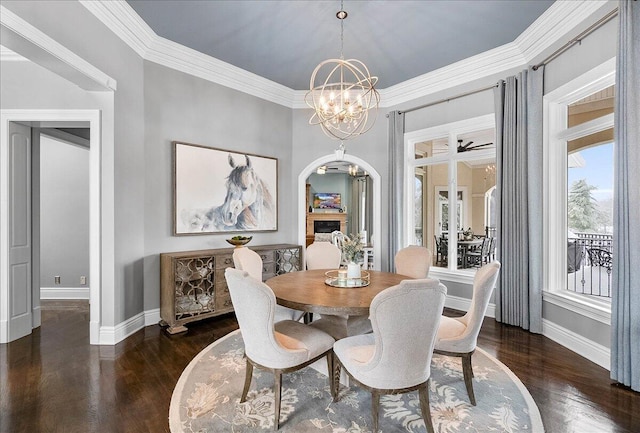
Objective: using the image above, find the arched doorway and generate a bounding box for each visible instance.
[297,154,381,270]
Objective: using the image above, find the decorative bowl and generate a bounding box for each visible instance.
[226,236,252,247]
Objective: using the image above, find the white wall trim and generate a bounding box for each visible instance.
[542,318,610,370]
[81,0,613,109]
[0,45,26,61]
[40,287,90,300]
[0,109,105,345]
[0,5,116,91]
[297,154,381,271]
[99,310,146,345]
[80,0,294,107]
[144,308,161,327]
[542,58,615,329]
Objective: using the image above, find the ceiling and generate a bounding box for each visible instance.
[126,0,555,91]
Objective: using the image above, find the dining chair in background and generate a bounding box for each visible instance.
[232,247,304,322]
[305,241,371,339]
[224,268,336,431]
[332,278,447,433]
[434,261,501,405]
[464,237,491,268]
[395,245,432,278]
[305,241,341,270]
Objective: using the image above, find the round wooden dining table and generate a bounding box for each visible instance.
[265,269,411,316]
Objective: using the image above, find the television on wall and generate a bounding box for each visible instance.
[313,192,341,210]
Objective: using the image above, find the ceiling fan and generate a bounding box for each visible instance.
[457,139,494,153]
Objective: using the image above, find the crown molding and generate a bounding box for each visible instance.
[379,42,525,108]
[80,0,295,107]
[0,45,26,61]
[0,5,116,91]
[515,0,617,63]
[80,0,613,109]
[79,0,153,58]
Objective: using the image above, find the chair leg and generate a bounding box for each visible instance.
[332,356,341,401]
[418,381,435,433]
[273,371,282,431]
[461,353,476,406]
[371,391,380,433]
[326,351,336,400]
[241,359,253,403]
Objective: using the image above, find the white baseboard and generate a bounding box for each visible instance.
[99,311,146,345]
[40,286,90,300]
[145,308,161,327]
[542,318,610,370]
[445,295,496,318]
[97,308,161,345]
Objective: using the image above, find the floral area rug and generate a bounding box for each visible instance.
[170,330,544,433]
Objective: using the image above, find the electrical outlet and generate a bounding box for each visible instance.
[80,276,87,285]
[54,276,61,285]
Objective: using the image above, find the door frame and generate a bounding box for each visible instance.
[1,110,102,344]
[298,154,381,271]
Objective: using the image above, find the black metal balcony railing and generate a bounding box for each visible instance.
[567,232,613,298]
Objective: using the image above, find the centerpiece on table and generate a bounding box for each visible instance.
[342,233,364,278]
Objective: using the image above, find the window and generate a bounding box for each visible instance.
[405,115,496,276]
[544,59,615,324]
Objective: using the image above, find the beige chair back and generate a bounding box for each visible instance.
[438,261,500,353]
[232,247,262,280]
[395,245,432,278]
[306,242,341,270]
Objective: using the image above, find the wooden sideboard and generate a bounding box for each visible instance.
[160,244,302,334]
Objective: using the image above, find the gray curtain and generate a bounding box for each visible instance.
[611,0,640,391]
[493,66,544,333]
[350,176,372,242]
[388,111,405,272]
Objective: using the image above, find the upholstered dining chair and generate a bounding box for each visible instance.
[305,241,371,339]
[224,268,336,431]
[232,247,304,322]
[395,245,432,278]
[434,261,501,406]
[333,278,447,433]
[305,241,341,270]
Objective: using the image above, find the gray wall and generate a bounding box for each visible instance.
[142,61,295,311]
[39,135,90,289]
[2,0,145,325]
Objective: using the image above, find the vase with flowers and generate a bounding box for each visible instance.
[342,233,364,278]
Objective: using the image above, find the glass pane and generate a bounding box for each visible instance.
[414,136,448,159]
[567,134,614,298]
[568,85,614,128]
[457,159,496,269]
[456,128,495,154]
[414,171,424,246]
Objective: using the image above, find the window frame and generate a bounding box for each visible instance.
[543,58,615,324]
[404,114,495,283]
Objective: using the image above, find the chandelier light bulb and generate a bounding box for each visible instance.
[305,2,380,141]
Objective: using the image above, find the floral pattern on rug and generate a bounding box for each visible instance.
[171,331,543,433]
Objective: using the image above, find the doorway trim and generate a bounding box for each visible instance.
[298,155,381,270]
[0,109,102,344]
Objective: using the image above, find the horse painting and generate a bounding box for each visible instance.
[179,153,276,232]
[217,154,276,230]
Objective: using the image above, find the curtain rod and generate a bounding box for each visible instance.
[398,83,497,115]
[532,7,619,70]
[397,7,619,116]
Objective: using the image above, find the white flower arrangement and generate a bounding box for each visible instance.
[342,233,364,263]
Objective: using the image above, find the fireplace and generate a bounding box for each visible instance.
[314,220,341,233]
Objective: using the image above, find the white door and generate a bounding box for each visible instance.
[8,122,32,341]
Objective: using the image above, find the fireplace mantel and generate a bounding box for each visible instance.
[306,212,347,246]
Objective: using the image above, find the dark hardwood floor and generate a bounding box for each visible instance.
[1,301,638,433]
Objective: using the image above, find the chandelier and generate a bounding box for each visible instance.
[305,1,380,141]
